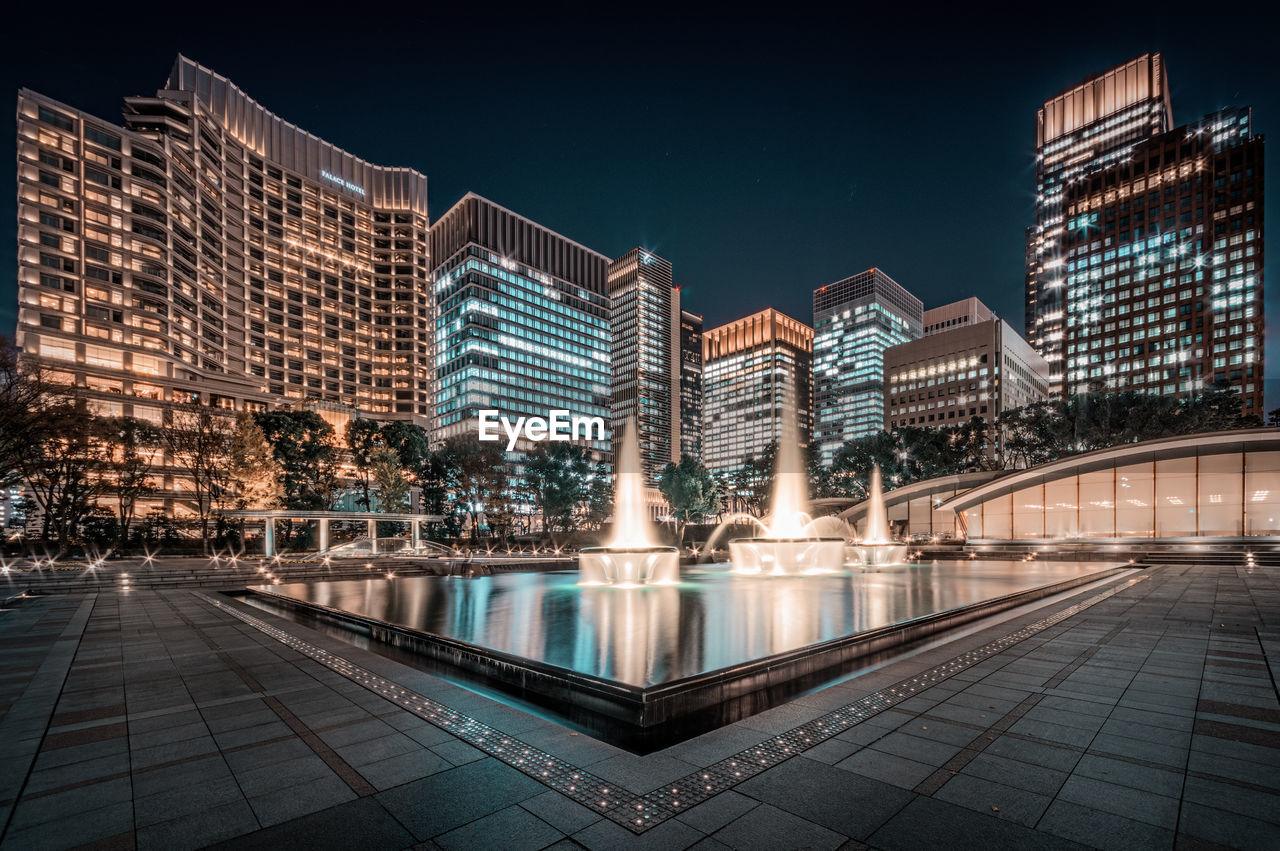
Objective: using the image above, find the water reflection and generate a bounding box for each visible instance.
[267,560,1107,688]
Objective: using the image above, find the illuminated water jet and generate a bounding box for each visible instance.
[846,465,908,566]
[579,420,679,586]
[727,408,846,575]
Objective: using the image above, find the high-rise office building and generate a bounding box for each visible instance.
[812,268,922,465]
[1026,53,1174,394]
[607,248,675,484]
[16,56,431,425]
[885,298,1050,431]
[678,306,704,462]
[430,193,612,466]
[1061,108,1264,412]
[703,308,813,477]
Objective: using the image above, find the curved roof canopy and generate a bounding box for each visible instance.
[941,429,1280,514]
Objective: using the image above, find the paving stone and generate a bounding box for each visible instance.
[836,748,936,790]
[1181,775,1280,825]
[674,789,759,835]
[520,789,606,834]
[869,795,1084,851]
[572,814,703,850]
[206,796,413,851]
[430,737,486,766]
[1178,801,1280,849]
[711,803,845,850]
[1007,716,1097,748]
[802,736,863,765]
[1037,798,1175,850]
[133,764,246,828]
[981,736,1082,773]
[434,803,564,850]
[375,757,547,839]
[1186,748,1280,790]
[737,755,914,839]
[357,745,453,790]
[585,752,701,794]
[934,773,1051,827]
[1071,753,1183,796]
[2,801,133,849]
[136,798,260,851]
[247,773,358,827]
[1089,732,1187,769]
[235,753,334,797]
[129,733,220,770]
[868,731,963,766]
[961,751,1068,797]
[23,749,130,794]
[8,777,133,831]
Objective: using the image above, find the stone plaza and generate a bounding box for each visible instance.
[1,561,1277,850]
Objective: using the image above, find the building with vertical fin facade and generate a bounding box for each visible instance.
[703,308,812,477]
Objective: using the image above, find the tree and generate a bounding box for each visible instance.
[0,336,63,491]
[99,416,161,548]
[415,447,454,516]
[164,404,234,548]
[254,410,338,510]
[380,421,431,475]
[370,445,410,513]
[345,417,383,510]
[996,387,1259,469]
[229,410,283,510]
[17,399,107,548]
[730,448,774,516]
[440,435,508,540]
[584,462,612,531]
[659,455,719,546]
[521,443,592,536]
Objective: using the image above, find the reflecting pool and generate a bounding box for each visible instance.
[256,560,1112,688]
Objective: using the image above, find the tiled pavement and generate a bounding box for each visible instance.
[0,563,1277,850]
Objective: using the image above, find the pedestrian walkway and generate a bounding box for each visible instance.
[0,564,1277,849]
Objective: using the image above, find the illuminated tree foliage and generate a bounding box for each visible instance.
[659,455,719,545]
[229,410,284,511]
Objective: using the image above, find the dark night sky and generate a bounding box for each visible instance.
[4,3,1279,399]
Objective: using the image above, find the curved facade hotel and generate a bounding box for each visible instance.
[16,55,431,422]
[841,430,1280,541]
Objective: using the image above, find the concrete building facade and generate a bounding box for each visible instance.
[885,299,1049,431]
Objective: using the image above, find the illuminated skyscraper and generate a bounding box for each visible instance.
[607,248,676,485]
[1061,108,1264,413]
[16,56,431,424]
[678,306,704,462]
[812,268,922,465]
[1026,53,1173,394]
[15,57,430,520]
[429,193,612,463]
[703,308,812,477]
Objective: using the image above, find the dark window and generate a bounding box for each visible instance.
[38,106,75,132]
[85,126,121,151]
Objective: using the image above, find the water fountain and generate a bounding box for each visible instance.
[726,412,846,575]
[578,420,679,587]
[847,465,909,566]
